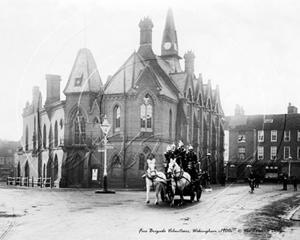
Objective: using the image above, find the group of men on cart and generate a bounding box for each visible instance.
[163,141,200,184]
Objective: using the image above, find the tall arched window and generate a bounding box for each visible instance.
[43,124,47,149]
[139,146,151,170]
[48,124,53,148]
[74,110,86,144]
[169,109,172,138]
[140,94,153,132]
[54,121,58,147]
[207,98,211,110]
[25,125,29,151]
[113,105,121,131]
[33,117,36,151]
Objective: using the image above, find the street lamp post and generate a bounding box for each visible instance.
[95,115,115,194]
[207,152,211,176]
[288,155,292,179]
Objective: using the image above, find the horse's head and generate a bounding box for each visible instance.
[167,159,177,175]
[147,159,156,177]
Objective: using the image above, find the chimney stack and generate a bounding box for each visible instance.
[45,74,61,106]
[138,17,154,48]
[184,50,195,73]
[287,102,298,114]
[235,104,245,116]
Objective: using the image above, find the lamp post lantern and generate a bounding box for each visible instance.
[95,115,115,194]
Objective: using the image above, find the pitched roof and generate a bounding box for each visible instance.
[64,49,103,94]
[225,114,300,131]
[104,52,144,94]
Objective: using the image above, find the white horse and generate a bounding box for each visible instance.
[145,159,167,205]
[167,158,192,207]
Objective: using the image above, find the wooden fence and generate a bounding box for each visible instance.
[7,177,52,188]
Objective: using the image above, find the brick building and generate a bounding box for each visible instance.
[225,103,300,182]
[17,9,225,188]
[0,140,20,181]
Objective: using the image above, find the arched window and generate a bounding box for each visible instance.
[169,109,172,138]
[43,124,47,149]
[112,155,121,167]
[60,118,64,129]
[207,98,211,110]
[188,88,192,102]
[140,94,153,132]
[113,105,121,131]
[74,110,86,144]
[54,121,58,147]
[25,125,28,151]
[198,94,203,106]
[48,124,53,148]
[139,146,151,170]
[33,117,36,151]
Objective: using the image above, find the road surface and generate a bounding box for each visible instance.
[0,182,300,240]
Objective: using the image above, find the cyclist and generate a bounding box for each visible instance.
[248,170,256,193]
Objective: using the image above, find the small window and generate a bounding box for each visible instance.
[238,131,246,142]
[284,146,290,160]
[0,157,4,164]
[271,130,277,142]
[113,105,121,131]
[258,130,264,142]
[298,130,300,142]
[257,146,264,160]
[297,147,300,160]
[238,147,245,160]
[284,131,290,142]
[113,155,121,167]
[270,146,277,160]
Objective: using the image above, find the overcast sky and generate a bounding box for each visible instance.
[1,0,300,141]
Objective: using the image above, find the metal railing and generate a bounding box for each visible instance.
[7,177,52,188]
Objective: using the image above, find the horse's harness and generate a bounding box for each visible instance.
[145,168,167,190]
[169,166,191,185]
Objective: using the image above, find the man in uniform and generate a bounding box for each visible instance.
[164,145,174,197]
[186,145,198,182]
[164,145,173,176]
[174,140,187,170]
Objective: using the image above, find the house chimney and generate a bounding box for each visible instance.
[45,74,61,106]
[138,17,154,48]
[235,104,245,116]
[184,50,195,73]
[287,102,298,114]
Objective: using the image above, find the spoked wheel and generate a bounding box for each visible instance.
[160,189,166,202]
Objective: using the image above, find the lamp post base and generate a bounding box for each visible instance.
[95,176,115,194]
[95,190,116,194]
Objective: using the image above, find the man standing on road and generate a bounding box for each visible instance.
[282,173,288,190]
[292,176,298,191]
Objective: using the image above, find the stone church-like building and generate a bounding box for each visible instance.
[18,9,225,188]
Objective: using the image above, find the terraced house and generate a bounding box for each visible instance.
[225,103,300,182]
[17,9,225,188]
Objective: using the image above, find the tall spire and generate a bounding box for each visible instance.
[161,8,179,56]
